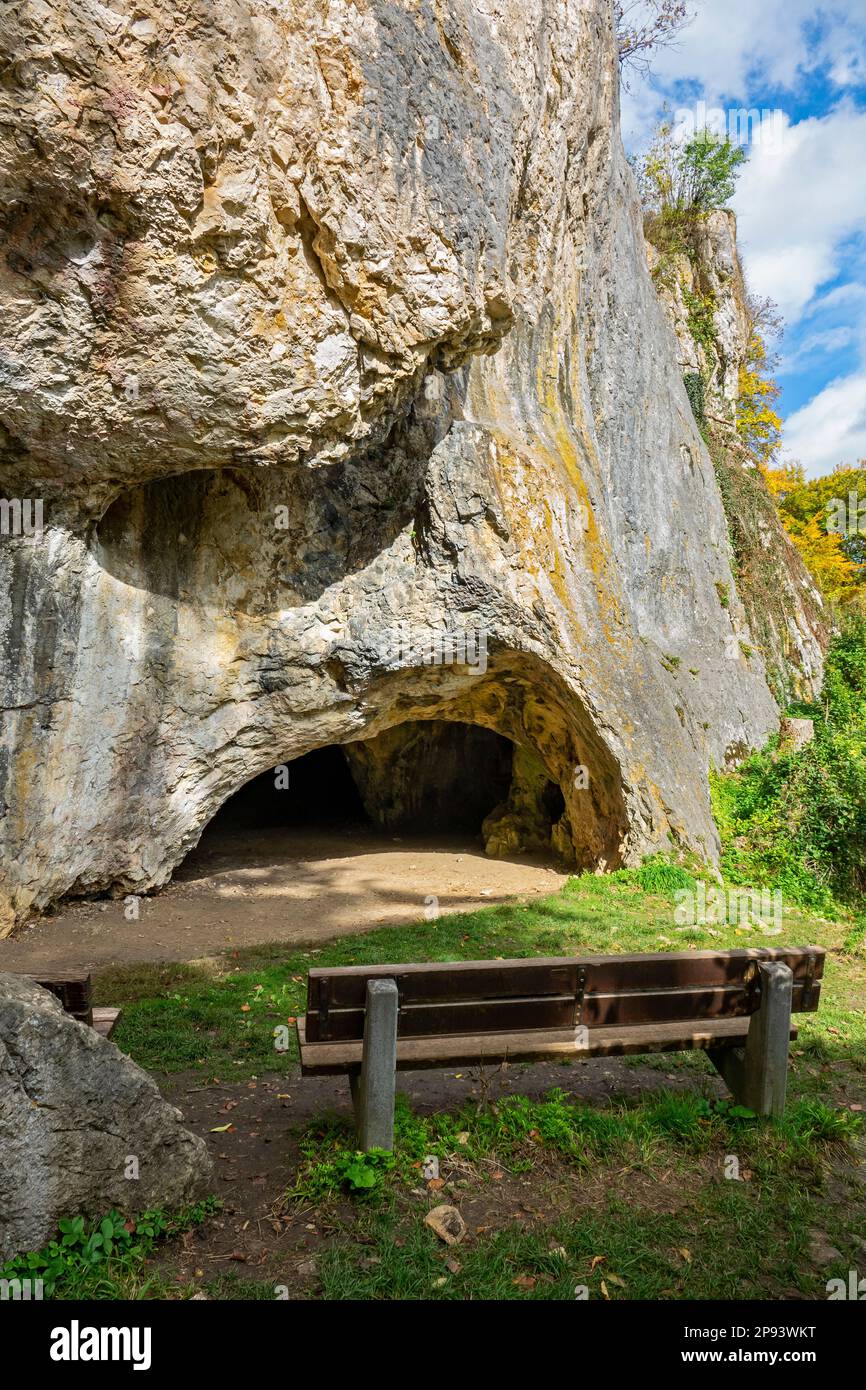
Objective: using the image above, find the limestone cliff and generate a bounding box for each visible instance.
[0,0,787,932]
[647,209,827,704]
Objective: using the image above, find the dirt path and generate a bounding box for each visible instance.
[0,826,567,973]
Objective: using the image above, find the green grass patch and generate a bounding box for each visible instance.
[97,852,864,1086]
[286,1088,859,1207]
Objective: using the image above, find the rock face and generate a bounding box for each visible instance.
[648,209,748,424]
[647,209,827,704]
[0,974,212,1258]
[344,721,514,834]
[0,0,788,932]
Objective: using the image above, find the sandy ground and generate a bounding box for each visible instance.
[0,825,567,973]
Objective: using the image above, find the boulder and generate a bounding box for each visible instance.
[778,717,815,753]
[0,974,212,1259]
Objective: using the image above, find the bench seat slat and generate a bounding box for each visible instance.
[91,1006,122,1039]
[296,1015,800,1076]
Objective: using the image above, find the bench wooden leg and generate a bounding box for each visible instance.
[350,978,399,1151]
[709,961,793,1117]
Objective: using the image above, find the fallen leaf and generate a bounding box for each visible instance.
[240,1004,251,1013]
[678,1247,692,1263]
[607,1273,626,1288]
[209,1124,235,1133]
[512,1275,537,1290]
[589,1255,606,1272]
[600,1279,610,1300]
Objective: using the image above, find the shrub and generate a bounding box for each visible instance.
[713,615,866,909]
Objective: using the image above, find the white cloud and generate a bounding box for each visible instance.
[783,373,866,476]
[732,106,866,321]
[635,0,866,108]
[618,2,866,477]
[778,326,857,375]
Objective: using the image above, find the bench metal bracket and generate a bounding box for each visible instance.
[575,968,587,1025]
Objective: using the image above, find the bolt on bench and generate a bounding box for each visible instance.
[296,947,825,1150]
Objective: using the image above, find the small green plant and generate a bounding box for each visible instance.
[291,1138,398,1203]
[0,1199,220,1299]
[683,371,706,429]
[661,653,681,673]
[682,285,718,358]
[715,580,730,609]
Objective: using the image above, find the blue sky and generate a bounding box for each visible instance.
[619,0,866,477]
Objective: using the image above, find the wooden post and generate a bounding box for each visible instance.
[350,978,399,1151]
[709,961,793,1117]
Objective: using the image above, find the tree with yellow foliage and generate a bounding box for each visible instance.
[761,463,865,606]
[736,331,783,466]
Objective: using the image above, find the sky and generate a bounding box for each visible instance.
[619,0,866,478]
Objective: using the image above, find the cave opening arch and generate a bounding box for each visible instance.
[174,651,629,891]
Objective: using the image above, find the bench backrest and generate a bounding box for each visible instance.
[25,972,93,1026]
[303,947,825,1043]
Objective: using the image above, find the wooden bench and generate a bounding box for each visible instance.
[296,946,825,1149]
[23,972,122,1039]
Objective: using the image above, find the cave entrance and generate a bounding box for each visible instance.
[177,720,566,885]
[199,745,370,838]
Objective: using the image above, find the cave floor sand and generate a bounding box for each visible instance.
[0,826,567,972]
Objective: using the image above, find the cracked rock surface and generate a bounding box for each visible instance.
[0,1,791,932]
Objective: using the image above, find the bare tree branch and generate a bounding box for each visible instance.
[616,1,694,83]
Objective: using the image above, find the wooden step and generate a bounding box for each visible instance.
[296,1014,799,1076]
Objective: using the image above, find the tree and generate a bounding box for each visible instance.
[616,2,694,81]
[736,331,783,466]
[762,463,866,606]
[637,121,747,217]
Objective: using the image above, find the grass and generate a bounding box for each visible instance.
[85,861,864,1301]
[310,1174,856,1301]
[288,1090,858,1204]
[96,860,866,1092]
